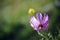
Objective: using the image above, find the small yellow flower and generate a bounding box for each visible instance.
[28,8,35,14]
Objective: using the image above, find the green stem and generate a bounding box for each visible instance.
[37,31,49,40]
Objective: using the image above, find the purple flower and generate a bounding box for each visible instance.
[29,12,48,31]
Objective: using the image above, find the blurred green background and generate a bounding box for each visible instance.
[0,0,60,40]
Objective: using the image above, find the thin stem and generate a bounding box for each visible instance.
[48,33,54,40]
[37,31,49,40]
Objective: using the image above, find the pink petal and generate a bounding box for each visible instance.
[43,13,48,24]
[42,13,48,30]
[42,21,48,30]
[36,12,43,24]
[29,16,40,30]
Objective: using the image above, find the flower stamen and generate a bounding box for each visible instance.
[38,24,43,28]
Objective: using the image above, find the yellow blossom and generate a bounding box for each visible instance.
[28,8,35,14]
